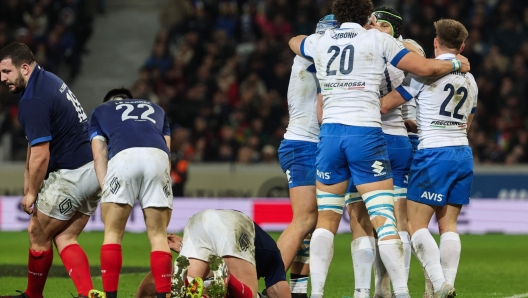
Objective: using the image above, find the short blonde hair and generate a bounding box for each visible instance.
[434,19,468,50]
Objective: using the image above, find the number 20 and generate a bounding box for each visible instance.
[326,45,354,76]
[116,104,156,123]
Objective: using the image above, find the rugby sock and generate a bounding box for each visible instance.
[100,244,122,296]
[399,231,412,280]
[310,228,334,296]
[440,232,461,286]
[150,251,172,293]
[378,239,408,295]
[351,236,374,295]
[424,267,434,295]
[60,244,94,296]
[411,228,445,292]
[228,274,253,298]
[372,237,391,297]
[26,248,53,298]
[290,273,309,296]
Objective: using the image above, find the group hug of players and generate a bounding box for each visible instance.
[0,0,476,297]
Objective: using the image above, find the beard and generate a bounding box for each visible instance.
[8,71,26,94]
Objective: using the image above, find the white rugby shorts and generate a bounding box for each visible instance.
[180,209,256,266]
[101,147,172,209]
[36,161,100,221]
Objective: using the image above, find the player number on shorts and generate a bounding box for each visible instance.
[116,103,156,124]
[66,90,87,122]
[439,83,468,120]
[326,45,354,76]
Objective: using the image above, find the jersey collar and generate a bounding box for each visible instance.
[339,22,364,30]
[436,53,456,60]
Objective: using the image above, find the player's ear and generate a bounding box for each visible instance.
[459,43,465,53]
[433,38,438,49]
[20,63,30,76]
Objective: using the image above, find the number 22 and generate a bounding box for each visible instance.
[116,104,156,123]
[439,84,468,120]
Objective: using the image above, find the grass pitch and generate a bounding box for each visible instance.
[0,232,527,297]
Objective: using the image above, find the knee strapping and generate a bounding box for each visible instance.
[316,189,345,214]
[393,186,407,202]
[363,190,397,239]
[345,191,362,206]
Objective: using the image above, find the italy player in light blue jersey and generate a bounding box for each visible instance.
[89,88,173,298]
[381,19,477,298]
[276,15,337,298]
[288,0,470,296]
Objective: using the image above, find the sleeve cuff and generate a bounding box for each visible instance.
[390,49,410,66]
[471,107,476,114]
[30,136,52,146]
[317,87,321,93]
[395,85,413,101]
[90,132,107,142]
[300,38,313,59]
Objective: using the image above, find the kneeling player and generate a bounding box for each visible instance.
[136,209,290,298]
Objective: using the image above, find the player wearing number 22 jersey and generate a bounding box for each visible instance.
[89,89,173,297]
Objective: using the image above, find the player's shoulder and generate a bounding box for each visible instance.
[402,38,425,56]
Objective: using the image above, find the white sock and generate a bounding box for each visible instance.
[399,231,411,281]
[373,238,391,297]
[440,232,461,286]
[424,267,434,295]
[351,236,375,294]
[378,239,408,295]
[309,228,334,295]
[411,228,445,292]
[290,275,308,294]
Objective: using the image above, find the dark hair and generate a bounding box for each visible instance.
[374,6,402,38]
[332,0,374,26]
[103,88,133,102]
[434,19,468,50]
[0,42,35,67]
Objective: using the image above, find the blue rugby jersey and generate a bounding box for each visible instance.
[18,64,93,174]
[88,99,171,159]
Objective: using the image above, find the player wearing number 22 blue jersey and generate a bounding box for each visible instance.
[89,89,173,297]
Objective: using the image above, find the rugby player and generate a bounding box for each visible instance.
[277,14,337,298]
[288,0,469,296]
[381,19,477,298]
[135,209,290,298]
[344,7,427,298]
[0,43,104,298]
[89,88,173,298]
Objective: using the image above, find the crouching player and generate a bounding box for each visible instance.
[136,209,290,298]
[381,19,477,298]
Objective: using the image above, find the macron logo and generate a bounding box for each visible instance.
[372,161,385,176]
[286,170,292,183]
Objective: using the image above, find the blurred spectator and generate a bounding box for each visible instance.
[120,0,528,165]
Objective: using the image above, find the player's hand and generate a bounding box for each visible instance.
[365,15,381,31]
[404,120,418,133]
[167,233,183,253]
[21,193,37,214]
[457,54,470,73]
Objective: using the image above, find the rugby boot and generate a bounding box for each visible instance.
[0,291,29,298]
[433,283,456,298]
[205,255,229,298]
[171,255,190,298]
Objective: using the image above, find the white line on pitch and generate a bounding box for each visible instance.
[504,293,528,298]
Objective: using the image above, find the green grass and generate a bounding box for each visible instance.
[0,232,527,297]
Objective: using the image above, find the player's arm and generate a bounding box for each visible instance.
[401,41,423,57]
[24,143,31,195]
[22,142,50,213]
[404,120,418,133]
[317,93,323,124]
[91,138,108,188]
[289,35,307,56]
[167,233,182,253]
[289,33,321,58]
[395,52,469,76]
[467,114,474,133]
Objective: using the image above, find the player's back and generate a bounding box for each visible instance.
[18,65,92,173]
[412,63,477,149]
[380,63,407,135]
[284,55,319,142]
[306,23,408,127]
[90,99,170,159]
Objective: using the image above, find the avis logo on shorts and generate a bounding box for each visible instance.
[421,191,444,202]
[317,169,330,179]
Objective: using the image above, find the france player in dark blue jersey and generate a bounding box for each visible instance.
[0,42,103,298]
[89,88,173,298]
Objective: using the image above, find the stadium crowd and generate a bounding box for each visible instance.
[130,0,528,165]
[0,0,527,165]
[0,0,95,160]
